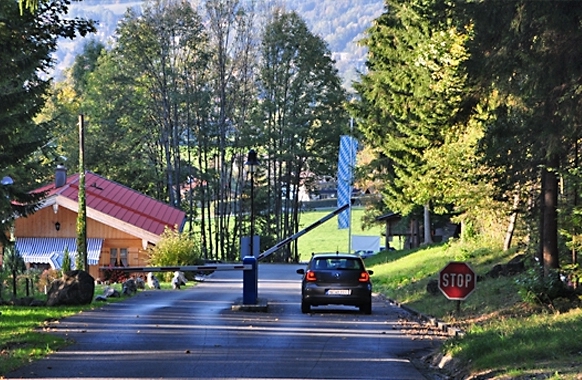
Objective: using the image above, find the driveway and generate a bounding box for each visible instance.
[6,264,445,379]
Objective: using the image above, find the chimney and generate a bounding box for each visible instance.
[55,165,67,188]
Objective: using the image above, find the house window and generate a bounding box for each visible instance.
[110,248,118,266]
[110,248,129,266]
[120,248,128,266]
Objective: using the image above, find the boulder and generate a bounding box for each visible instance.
[426,279,440,295]
[172,271,187,289]
[103,286,120,298]
[29,299,46,307]
[135,276,146,290]
[122,279,137,296]
[46,270,95,306]
[486,254,527,278]
[147,272,160,289]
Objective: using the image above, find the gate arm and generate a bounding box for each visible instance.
[99,264,252,272]
[257,203,349,261]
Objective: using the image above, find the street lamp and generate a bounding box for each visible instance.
[1,176,14,186]
[1,175,14,220]
[0,175,13,302]
[245,150,259,256]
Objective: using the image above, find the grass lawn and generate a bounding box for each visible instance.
[0,305,87,374]
[0,281,187,375]
[295,207,384,261]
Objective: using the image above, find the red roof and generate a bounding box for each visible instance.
[35,171,185,237]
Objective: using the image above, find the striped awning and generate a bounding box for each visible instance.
[15,238,103,269]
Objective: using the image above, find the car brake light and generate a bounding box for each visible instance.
[359,271,370,282]
[306,270,317,282]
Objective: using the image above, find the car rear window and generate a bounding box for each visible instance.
[312,258,362,270]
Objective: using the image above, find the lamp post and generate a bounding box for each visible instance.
[242,150,259,305]
[1,175,14,227]
[1,175,13,302]
[245,150,259,256]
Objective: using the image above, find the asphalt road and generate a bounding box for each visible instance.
[6,264,443,380]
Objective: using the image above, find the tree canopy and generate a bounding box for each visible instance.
[351,1,476,221]
[257,9,348,260]
[0,0,94,244]
[42,1,347,262]
[353,0,582,271]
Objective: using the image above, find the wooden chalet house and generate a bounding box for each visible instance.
[9,166,186,280]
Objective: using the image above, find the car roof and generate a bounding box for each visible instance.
[311,253,361,260]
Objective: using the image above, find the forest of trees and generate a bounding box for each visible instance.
[5,0,582,276]
[51,0,385,87]
[37,0,348,262]
[351,0,582,274]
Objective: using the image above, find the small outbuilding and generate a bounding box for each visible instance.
[375,212,419,250]
[376,211,459,250]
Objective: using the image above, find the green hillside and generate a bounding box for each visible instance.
[365,240,582,379]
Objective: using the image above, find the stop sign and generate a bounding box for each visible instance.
[438,261,476,300]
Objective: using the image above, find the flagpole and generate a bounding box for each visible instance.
[348,118,353,254]
[337,127,357,252]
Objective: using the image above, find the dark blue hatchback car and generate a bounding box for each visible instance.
[296,253,374,314]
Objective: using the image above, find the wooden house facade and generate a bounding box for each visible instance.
[7,167,186,280]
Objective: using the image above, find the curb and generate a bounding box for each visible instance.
[230,293,463,337]
[381,294,465,337]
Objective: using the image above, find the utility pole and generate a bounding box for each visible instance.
[76,114,88,271]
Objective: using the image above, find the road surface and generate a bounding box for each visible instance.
[6,264,444,379]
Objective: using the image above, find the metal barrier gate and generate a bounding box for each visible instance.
[100,263,252,273]
[102,204,350,305]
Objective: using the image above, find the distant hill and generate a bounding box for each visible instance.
[55,0,385,89]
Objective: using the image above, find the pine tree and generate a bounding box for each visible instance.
[467,1,582,271]
[351,0,473,222]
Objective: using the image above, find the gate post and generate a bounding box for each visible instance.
[242,256,257,304]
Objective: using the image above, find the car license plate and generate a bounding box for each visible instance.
[327,289,351,295]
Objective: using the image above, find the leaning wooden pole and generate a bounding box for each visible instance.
[76,114,88,271]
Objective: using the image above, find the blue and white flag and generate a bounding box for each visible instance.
[337,135,358,229]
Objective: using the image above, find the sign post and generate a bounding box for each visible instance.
[438,262,476,312]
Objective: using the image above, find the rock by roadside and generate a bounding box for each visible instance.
[394,312,466,379]
[377,293,467,379]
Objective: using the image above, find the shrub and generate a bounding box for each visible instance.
[515,265,571,308]
[148,228,202,281]
[561,263,582,288]
[62,247,71,273]
[37,269,60,293]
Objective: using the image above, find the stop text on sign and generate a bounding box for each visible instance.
[440,273,473,288]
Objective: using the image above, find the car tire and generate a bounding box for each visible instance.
[301,300,311,313]
[360,301,372,315]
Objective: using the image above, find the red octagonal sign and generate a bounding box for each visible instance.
[439,262,476,300]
